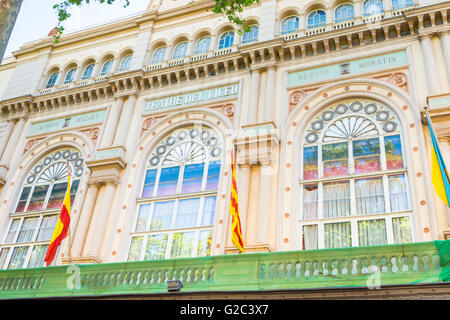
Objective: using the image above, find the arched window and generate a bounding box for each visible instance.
[392,0,414,10]
[218,31,235,49]
[300,99,412,250]
[151,46,167,64]
[0,148,84,269]
[119,54,133,72]
[63,68,77,84]
[81,63,95,80]
[281,16,299,35]
[363,0,384,16]
[172,42,189,59]
[307,10,326,29]
[100,59,113,76]
[128,126,223,261]
[242,25,259,44]
[194,36,211,54]
[45,72,59,88]
[335,4,354,22]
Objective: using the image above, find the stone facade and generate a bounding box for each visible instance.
[0,0,449,271]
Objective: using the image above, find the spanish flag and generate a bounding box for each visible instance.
[44,170,71,266]
[229,148,245,253]
[425,109,450,207]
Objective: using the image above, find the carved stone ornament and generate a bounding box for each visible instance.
[221,104,235,118]
[23,139,40,154]
[388,72,407,88]
[88,127,100,140]
[289,90,307,113]
[142,117,156,131]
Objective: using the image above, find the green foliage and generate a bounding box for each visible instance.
[52,0,258,43]
[322,143,348,161]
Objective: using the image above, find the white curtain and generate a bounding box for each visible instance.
[303,185,318,220]
[324,222,352,248]
[323,181,351,218]
[170,232,195,258]
[135,204,151,232]
[16,218,39,243]
[36,215,58,241]
[8,246,28,269]
[128,236,143,261]
[392,216,412,244]
[145,234,168,260]
[201,197,216,226]
[358,219,387,246]
[150,201,175,230]
[175,198,200,228]
[303,225,318,250]
[389,175,409,212]
[27,244,48,268]
[355,177,385,215]
[0,248,10,269]
[197,230,212,257]
[5,219,19,243]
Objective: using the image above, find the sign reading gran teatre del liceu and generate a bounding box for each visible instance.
[29,109,106,136]
[288,50,408,87]
[144,83,239,114]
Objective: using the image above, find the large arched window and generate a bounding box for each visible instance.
[300,99,412,250]
[128,126,223,261]
[151,46,167,64]
[0,148,84,269]
[242,25,259,44]
[335,4,354,22]
[307,10,326,29]
[119,54,133,72]
[363,0,384,16]
[172,42,189,59]
[281,16,299,35]
[100,59,113,76]
[392,0,414,10]
[45,72,59,88]
[63,68,77,84]
[218,31,235,49]
[81,63,95,80]
[194,36,211,54]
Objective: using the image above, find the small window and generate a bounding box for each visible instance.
[63,68,77,84]
[119,54,133,72]
[100,59,113,76]
[307,10,326,29]
[81,63,95,80]
[194,36,211,54]
[151,46,166,64]
[172,42,188,59]
[335,4,354,22]
[242,25,259,44]
[392,0,414,10]
[281,16,299,35]
[363,0,384,16]
[218,31,235,49]
[45,72,59,88]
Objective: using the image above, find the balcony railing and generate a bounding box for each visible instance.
[37,76,109,96]
[0,241,448,299]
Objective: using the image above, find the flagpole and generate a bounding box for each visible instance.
[67,160,72,264]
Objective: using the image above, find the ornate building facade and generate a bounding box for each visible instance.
[0,0,449,299]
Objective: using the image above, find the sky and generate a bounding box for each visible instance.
[4,0,150,60]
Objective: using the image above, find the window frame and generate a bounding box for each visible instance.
[45,72,59,88]
[81,63,95,80]
[218,31,235,50]
[307,9,327,29]
[363,0,384,16]
[119,54,133,72]
[298,100,414,250]
[63,68,77,84]
[241,25,259,44]
[128,127,223,262]
[172,41,189,60]
[100,59,114,76]
[194,36,211,55]
[280,15,300,35]
[334,3,355,23]
[151,46,167,64]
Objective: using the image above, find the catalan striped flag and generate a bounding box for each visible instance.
[425,109,450,207]
[45,170,71,266]
[229,148,245,253]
